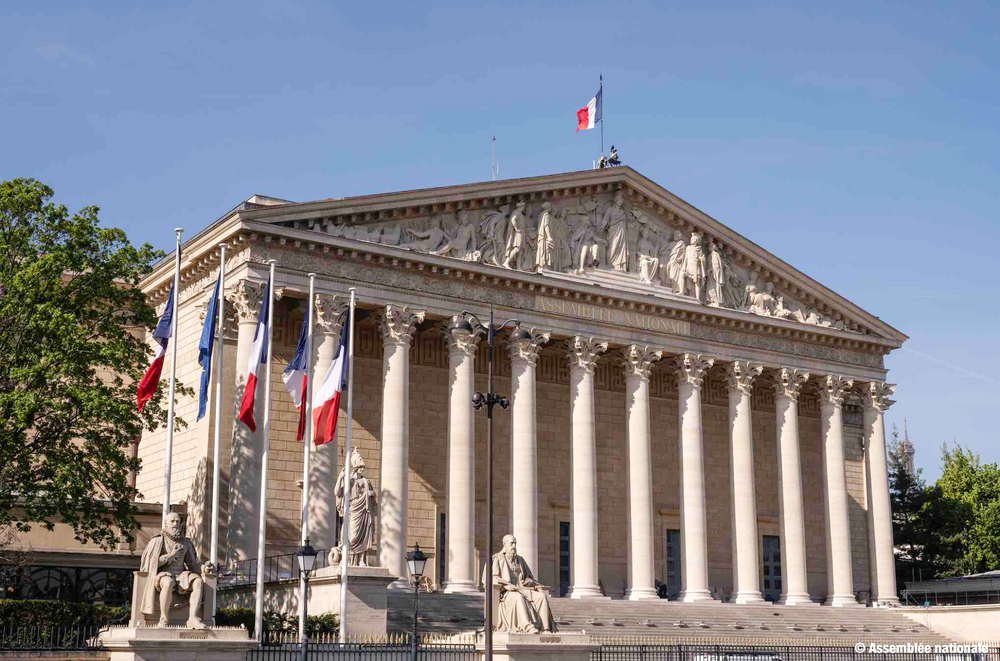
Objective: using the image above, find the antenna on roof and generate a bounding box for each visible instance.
[491,136,498,181]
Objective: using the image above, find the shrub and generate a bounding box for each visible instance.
[0,600,128,627]
[215,607,338,638]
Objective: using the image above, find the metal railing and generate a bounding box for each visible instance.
[0,623,105,651]
[591,645,1000,661]
[248,636,476,661]
[220,548,330,589]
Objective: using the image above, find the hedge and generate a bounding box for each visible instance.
[217,608,338,638]
[0,600,128,627]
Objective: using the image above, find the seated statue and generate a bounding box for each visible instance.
[137,511,212,629]
[484,534,557,634]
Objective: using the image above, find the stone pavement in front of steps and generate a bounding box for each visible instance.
[385,591,953,645]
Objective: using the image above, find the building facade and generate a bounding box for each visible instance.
[136,167,905,607]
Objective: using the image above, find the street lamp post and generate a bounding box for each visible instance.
[296,540,318,661]
[406,543,431,661]
[460,305,526,661]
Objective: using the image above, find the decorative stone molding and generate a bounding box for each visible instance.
[314,294,348,337]
[774,368,810,401]
[620,345,664,381]
[566,336,609,374]
[508,328,552,366]
[819,375,855,408]
[378,305,425,347]
[725,360,764,396]
[226,279,266,324]
[862,381,896,412]
[444,315,484,357]
[675,353,715,388]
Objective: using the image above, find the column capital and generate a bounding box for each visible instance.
[314,294,349,337]
[862,381,896,413]
[819,374,855,409]
[725,361,764,396]
[621,344,663,381]
[508,328,551,366]
[567,336,609,374]
[378,304,425,347]
[226,279,265,323]
[775,367,810,401]
[675,353,715,389]
[444,314,485,358]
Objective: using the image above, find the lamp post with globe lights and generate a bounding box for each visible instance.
[295,540,318,661]
[406,543,431,661]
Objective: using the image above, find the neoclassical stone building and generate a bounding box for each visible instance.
[137,167,904,608]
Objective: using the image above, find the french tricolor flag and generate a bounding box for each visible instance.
[311,309,351,446]
[576,86,602,132]
[282,299,310,441]
[238,276,272,433]
[136,283,175,412]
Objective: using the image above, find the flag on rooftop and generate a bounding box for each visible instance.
[576,85,602,132]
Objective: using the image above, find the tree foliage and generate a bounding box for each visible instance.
[0,178,181,549]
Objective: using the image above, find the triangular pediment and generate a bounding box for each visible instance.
[235,168,904,343]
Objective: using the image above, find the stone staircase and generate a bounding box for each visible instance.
[386,592,953,644]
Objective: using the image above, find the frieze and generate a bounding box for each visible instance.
[535,296,692,336]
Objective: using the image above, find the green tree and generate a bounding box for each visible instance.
[932,442,1000,576]
[0,178,182,549]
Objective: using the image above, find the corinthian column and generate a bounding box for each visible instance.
[566,336,608,599]
[622,344,663,600]
[726,360,765,604]
[224,279,264,565]
[508,328,550,573]
[676,353,716,602]
[378,305,425,586]
[443,316,483,594]
[820,374,857,606]
[774,368,814,606]
[863,381,900,605]
[307,294,348,554]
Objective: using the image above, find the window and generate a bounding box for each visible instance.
[559,522,570,597]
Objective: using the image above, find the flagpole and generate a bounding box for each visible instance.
[600,74,604,156]
[209,242,227,621]
[162,228,183,527]
[254,260,277,641]
[299,274,317,643]
[337,288,357,644]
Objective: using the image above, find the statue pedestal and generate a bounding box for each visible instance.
[479,632,595,661]
[99,625,254,661]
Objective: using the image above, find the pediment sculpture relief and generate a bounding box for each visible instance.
[313,190,861,334]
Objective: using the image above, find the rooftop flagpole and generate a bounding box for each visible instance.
[600,74,604,157]
[162,228,183,527]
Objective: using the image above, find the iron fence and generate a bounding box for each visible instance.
[248,639,476,661]
[220,548,331,589]
[0,622,105,650]
[591,645,1000,661]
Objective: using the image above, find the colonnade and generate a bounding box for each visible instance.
[225,291,899,607]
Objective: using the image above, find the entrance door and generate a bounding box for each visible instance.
[762,535,782,602]
[665,529,681,600]
[559,522,570,597]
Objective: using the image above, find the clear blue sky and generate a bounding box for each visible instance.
[3,1,997,481]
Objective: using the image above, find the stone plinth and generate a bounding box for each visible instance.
[217,565,395,638]
[99,625,253,661]
[479,632,595,661]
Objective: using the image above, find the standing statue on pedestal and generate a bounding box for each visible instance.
[334,448,377,567]
[137,512,212,629]
[487,534,557,634]
[602,191,630,272]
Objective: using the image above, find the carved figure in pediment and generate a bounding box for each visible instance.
[503,202,528,270]
[664,230,686,291]
[534,202,556,272]
[571,219,604,274]
[707,241,725,307]
[479,208,508,267]
[380,225,402,246]
[636,226,660,285]
[679,233,707,300]
[552,208,573,272]
[431,211,480,261]
[746,284,775,316]
[602,191,630,272]
[400,218,447,253]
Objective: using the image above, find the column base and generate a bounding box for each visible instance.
[625,587,659,601]
[443,580,479,594]
[874,597,901,607]
[778,593,819,606]
[731,590,766,605]
[825,593,863,607]
[568,585,609,600]
[679,589,718,603]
